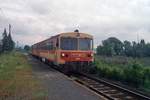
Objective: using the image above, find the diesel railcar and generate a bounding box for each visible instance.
[31,31,94,73]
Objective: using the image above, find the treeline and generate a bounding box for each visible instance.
[0,28,15,54]
[97,37,150,57]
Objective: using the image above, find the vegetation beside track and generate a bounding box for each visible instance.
[0,52,47,99]
[90,56,150,93]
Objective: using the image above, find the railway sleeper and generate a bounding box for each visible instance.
[96,87,111,91]
[95,84,104,87]
[110,92,126,98]
[81,79,96,83]
[115,97,134,100]
[111,93,136,100]
[87,82,101,86]
[78,79,97,85]
[101,90,115,94]
[81,77,94,81]
[92,85,105,88]
[103,90,119,94]
[123,96,134,100]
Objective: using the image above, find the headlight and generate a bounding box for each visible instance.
[88,53,93,57]
[61,53,65,57]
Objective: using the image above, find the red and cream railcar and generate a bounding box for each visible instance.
[31,31,94,72]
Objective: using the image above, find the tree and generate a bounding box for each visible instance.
[97,37,150,58]
[132,40,146,57]
[123,40,133,57]
[145,43,150,56]
[97,45,103,55]
[104,37,123,55]
[24,45,30,51]
[7,32,15,51]
[139,39,146,57]
[97,37,123,56]
[1,27,15,53]
[0,40,2,53]
[2,28,9,52]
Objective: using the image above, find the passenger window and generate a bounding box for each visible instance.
[56,38,59,47]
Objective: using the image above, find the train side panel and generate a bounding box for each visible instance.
[32,36,60,64]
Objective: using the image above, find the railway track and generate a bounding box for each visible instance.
[32,55,150,100]
[71,73,150,100]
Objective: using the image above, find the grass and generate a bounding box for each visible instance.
[94,55,150,93]
[0,52,48,100]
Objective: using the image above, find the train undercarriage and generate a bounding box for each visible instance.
[59,61,92,74]
[32,54,92,75]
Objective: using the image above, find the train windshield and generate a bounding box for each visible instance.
[79,38,92,50]
[61,37,93,50]
[61,37,78,50]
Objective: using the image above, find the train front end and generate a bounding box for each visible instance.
[58,32,94,72]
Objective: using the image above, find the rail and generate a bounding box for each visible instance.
[72,73,150,100]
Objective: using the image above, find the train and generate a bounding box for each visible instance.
[31,30,94,73]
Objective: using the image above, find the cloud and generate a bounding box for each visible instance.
[0,0,150,46]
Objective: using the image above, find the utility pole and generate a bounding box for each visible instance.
[137,33,140,44]
[9,24,11,34]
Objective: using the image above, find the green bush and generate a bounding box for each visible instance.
[143,68,150,91]
[123,63,142,87]
[94,57,150,90]
[88,63,97,74]
[111,68,123,80]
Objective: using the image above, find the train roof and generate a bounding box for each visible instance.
[33,32,93,46]
[58,32,93,38]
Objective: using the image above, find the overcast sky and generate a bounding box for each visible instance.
[0,0,150,46]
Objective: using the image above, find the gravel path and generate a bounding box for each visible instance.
[28,56,105,100]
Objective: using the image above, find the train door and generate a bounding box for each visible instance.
[54,38,59,65]
[55,38,60,65]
